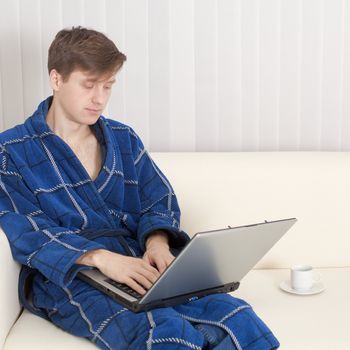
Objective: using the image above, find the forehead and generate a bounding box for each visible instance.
[69,69,116,82]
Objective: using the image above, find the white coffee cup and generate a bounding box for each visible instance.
[290,265,320,291]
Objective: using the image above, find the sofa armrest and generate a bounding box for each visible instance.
[0,229,22,347]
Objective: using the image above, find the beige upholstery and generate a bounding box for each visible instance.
[0,233,21,348]
[154,152,350,268]
[1,152,350,349]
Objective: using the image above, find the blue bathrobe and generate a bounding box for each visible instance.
[0,97,279,350]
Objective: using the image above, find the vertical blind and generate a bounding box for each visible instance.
[0,0,349,151]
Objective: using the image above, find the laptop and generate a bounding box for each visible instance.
[78,217,297,312]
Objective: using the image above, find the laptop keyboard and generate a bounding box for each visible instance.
[105,278,142,299]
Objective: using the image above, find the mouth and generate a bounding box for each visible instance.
[86,108,102,114]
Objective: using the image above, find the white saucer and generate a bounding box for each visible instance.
[279,280,325,295]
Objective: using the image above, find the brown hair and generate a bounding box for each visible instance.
[48,26,126,81]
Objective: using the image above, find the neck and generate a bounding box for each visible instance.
[46,100,92,144]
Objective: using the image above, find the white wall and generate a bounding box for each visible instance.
[0,0,349,151]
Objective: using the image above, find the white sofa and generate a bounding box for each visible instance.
[1,152,350,349]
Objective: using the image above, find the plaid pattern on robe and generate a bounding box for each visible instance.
[0,97,280,350]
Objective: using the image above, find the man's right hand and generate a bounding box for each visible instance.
[76,249,160,295]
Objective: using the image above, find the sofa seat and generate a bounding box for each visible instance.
[4,267,349,350]
[234,268,350,349]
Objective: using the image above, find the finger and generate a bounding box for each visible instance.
[142,253,151,264]
[131,272,154,290]
[130,259,160,283]
[144,260,160,273]
[154,252,175,273]
[139,265,160,284]
[124,277,147,296]
[142,254,158,270]
[161,254,174,272]
[138,260,161,280]
[166,253,175,266]
[153,257,167,274]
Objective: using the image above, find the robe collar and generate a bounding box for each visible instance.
[26,97,125,203]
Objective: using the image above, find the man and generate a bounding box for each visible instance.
[0,27,279,349]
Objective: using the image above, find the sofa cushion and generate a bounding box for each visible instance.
[0,232,21,347]
[152,152,350,269]
[234,268,350,349]
[3,309,96,349]
[4,268,349,350]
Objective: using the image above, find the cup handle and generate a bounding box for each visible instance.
[313,271,321,282]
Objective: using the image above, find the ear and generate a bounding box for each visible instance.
[49,69,62,91]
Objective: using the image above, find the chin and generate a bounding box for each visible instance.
[86,118,100,126]
[82,114,101,125]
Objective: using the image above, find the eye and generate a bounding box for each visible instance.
[104,85,112,90]
[82,82,94,89]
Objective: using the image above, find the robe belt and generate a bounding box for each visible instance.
[78,228,136,256]
[19,265,50,320]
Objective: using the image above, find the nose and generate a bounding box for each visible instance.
[91,86,105,106]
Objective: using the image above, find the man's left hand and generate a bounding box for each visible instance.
[143,230,175,274]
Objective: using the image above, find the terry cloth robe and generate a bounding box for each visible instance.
[0,97,280,350]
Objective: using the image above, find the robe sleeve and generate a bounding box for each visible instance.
[0,169,106,288]
[130,131,190,250]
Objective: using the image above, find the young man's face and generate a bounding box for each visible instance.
[51,69,116,125]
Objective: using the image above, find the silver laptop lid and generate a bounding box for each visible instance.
[141,218,296,304]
